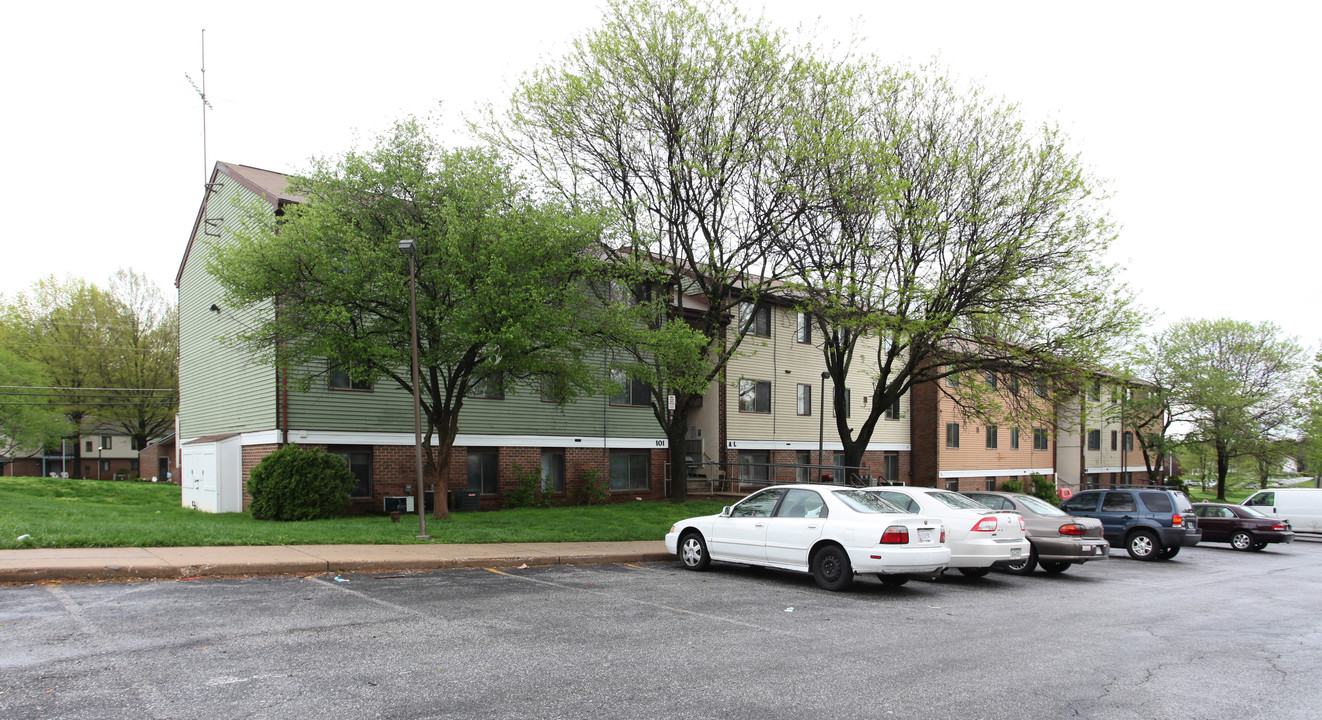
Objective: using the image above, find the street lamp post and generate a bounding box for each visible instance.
[398,238,429,540]
[818,371,830,482]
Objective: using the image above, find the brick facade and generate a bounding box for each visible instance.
[719,447,910,486]
[234,442,671,513]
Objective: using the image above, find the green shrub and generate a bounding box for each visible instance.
[1029,472,1057,504]
[504,463,552,509]
[1000,478,1025,493]
[248,445,357,521]
[577,467,608,506]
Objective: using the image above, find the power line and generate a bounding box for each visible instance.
[0,385,177,392]
[0,401,178,407]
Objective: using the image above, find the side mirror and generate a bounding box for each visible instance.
[720,506,733,518]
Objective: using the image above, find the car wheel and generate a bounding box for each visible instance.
[679,532,710,571]
[1158,545,1180,559]
[877,574,910,587]
[1039,561,1071,574]
[1004,548,1038,575]
[811,544,854,591]
[1127,530,1160,561]
[1251,541,1268,551]
[1231,531,1255,551]
[957,567,991,578]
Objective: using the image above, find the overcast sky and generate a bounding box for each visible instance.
[2,0,1318,351]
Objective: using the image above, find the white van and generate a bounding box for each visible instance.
[1243,488,1322,533]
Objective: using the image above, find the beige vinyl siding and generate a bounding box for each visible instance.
[936,390,1054,473]
[178,179,276,438]
[725,305,910,445]
[1081,383,1139,472]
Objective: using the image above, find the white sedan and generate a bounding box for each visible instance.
[665,484,951,591]
[864,487,1030,578]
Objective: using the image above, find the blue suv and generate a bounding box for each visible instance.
[1059,488,1201,560]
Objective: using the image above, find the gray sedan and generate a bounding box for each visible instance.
[964,491,1110,574]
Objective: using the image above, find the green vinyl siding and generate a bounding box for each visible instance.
[285,372,658,438]
[177,177,276,438]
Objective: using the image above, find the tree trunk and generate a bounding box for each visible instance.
[1215,443,1230,501]
[667,406,690,503]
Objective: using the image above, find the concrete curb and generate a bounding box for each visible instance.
[0,541,673,584]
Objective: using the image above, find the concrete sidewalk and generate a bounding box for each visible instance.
[0,541,673,584]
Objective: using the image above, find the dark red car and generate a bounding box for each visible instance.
[1191,502,1294,551]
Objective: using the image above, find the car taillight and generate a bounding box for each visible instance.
[1017,515,1026,532]
[1172,513,1183,527]
[1059,523,1086,536]
[1271,524,1287,531]
[971,517,998,532]
[881,525,909,544]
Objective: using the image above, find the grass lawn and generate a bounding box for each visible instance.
[0,476,727,550]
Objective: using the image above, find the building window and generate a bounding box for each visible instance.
[330,446,373,498]
[946,372,959,388]
[541,450,565,493]
[1123,431,1134,452]
[1008,375,1020,396]
[1034,376,1048,398]
[1010,428,1020,450]
[883,453,899,483]
[986,478,997,491]
[738,451,770,482]
[832,388,851,418]
[609,451,649,491]
[985,372,998,389]
[796,384,812,416]
[944,479,959,491]
[328,362,372,391]
[100,460,110,472]
[796,450,811,482]
[986,425,998,449]
[1110,430,1118,451]
[100,435,112,450]
[740,301,770,337]
[946,423,960,449]
[796,312,812,343]
[1033,428,1049,451]
[85,440,93,453]
[470,373,505,400]
[739,380,771,413]
[467,449,499,494]
[610,370,651,407]
[1089,380,1101,401]
[540,376,569,403]
[884,397,901,420]
[1087,429,1101,451]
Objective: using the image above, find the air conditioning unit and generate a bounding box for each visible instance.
[383,496,414,513]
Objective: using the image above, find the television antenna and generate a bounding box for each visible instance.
[184,29,214,186]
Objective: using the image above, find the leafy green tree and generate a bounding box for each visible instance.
[0,348,70,467]
[1,274,175,475]
[1298,349,1322,487]
[1156,319,1307,500]
[210,118,605,519]
[779,62,1141,473]
[491,0,821,500]
[95,270,178,450]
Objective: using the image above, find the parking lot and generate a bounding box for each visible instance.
[2,538,1320,720]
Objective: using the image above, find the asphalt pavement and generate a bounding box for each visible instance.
[0,541,671,583]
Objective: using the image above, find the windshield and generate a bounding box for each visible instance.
[1018,495,1067,516]
[833,489,905,514]
[927,490,993,511]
